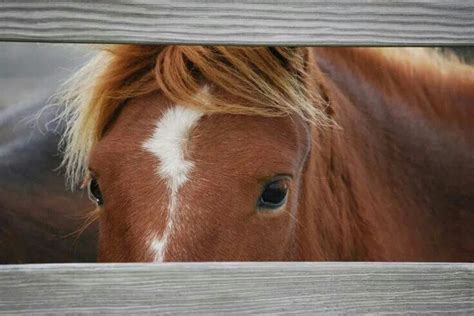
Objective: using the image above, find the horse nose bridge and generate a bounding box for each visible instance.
[158,218,218,262]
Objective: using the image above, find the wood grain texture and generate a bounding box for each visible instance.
[0,262,472,314]
[0,1,473,45]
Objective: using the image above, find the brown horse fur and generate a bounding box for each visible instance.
[59,46,474,262]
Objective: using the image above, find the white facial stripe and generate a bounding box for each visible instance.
[143,105,203,261]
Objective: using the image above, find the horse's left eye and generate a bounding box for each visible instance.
[88,177,104,207]
[257,178,289,210]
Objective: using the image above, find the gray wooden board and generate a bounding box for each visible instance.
[0,1,473,45]
[0,262,472,314]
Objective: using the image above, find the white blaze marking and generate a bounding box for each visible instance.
[143,105,203,261]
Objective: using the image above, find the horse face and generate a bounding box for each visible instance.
[88,92,311,262]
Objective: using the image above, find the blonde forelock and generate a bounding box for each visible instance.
[58,45,331,188]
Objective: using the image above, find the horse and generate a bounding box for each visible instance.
[58,46,474,262]
[0,98,97,263]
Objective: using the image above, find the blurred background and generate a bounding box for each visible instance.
[0,43,96,264]
[0,43,91,108]
[0,43,473,264]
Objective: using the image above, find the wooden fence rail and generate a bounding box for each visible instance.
[0,262,473,314]
[0,0,473,45]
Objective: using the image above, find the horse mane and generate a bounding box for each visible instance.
[57,45,467,189]
[321,47,474,137]
[57,45,331,188]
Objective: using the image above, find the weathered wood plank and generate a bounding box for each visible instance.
[0,262,472,314]
[0,1,473,45]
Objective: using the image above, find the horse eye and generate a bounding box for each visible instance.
[257,179,289,210]
[88,177,104,207]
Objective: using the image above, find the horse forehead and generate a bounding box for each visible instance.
[186,113,311,176]
[91,92,310,173]
[88,93,170,167]
[139,105,310,171]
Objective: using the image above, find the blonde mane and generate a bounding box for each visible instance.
[58,45,330,188]
[58,45,467,189]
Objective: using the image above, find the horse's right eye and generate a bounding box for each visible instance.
[257,177,290,211]
[88,178,104,207]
